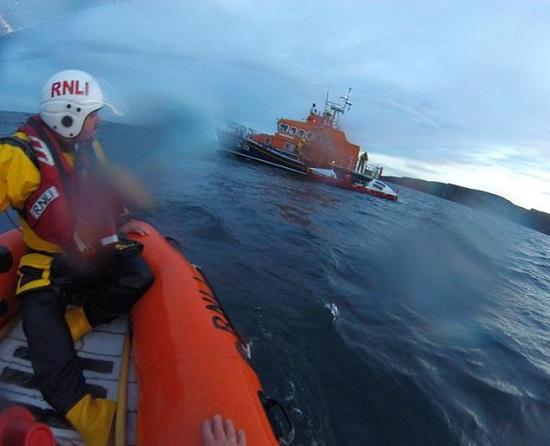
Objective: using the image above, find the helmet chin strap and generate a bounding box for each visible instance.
[56,130,89,152]
[56,136,78,152]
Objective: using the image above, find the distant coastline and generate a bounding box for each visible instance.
[382,176,550,236]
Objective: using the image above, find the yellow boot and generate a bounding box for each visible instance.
[65,306,92,341]
[65,394,116,446]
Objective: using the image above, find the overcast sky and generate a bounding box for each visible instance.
[1,0,549,212]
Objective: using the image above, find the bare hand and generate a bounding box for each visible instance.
[120,219,150,236]
[202,415,246,446]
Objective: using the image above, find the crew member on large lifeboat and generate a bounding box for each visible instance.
[0,70,154,446]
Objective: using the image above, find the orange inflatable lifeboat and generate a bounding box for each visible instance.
[0,224,293,445]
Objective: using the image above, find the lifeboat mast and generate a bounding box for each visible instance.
[322,87,353,129]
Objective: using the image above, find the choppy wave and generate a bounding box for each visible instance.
[138,129,548,445]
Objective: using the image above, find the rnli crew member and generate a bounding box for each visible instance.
[0,70,154,446]
[295,137,306,159]
[357,151,368,174]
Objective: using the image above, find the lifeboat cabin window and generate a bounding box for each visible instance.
[298,129,305,137]
[289,127,297,135]
[306,132,314,139]
[279,123,289,133]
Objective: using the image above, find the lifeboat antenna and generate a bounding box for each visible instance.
[340,88,353,112]
[324,87,353,128]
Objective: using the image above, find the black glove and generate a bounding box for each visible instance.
[112,239,144,260]
[0,246,13,273]
[0,300,9,317]
[52,239,144,285]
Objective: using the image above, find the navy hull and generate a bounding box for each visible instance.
[217,128,308,175]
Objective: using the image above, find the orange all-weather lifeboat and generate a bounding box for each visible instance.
[218,89,398,201]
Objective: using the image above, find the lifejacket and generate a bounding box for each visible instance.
[17,115,119,256]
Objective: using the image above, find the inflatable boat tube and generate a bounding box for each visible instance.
[132,223,283,445]
[0,224,291,445]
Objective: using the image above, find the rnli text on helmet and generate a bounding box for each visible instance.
[51,81,90,98]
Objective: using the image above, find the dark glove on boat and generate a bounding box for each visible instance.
[52,240,144,285]
[111,239,144,260]
[0,300,8,317]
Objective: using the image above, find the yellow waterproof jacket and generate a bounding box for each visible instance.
[0,131,106,294]
[0,132,41,217]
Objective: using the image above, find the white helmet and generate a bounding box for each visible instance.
[39,69,105,138]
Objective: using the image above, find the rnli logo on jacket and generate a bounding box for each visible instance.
[30,186,60,220]
[51,80,89,97]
